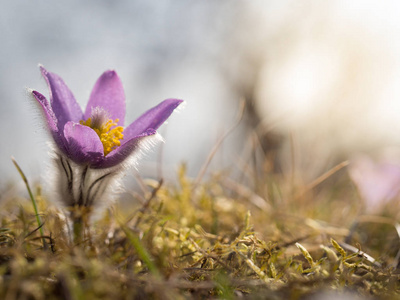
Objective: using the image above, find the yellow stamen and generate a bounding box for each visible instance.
[80,117,124,156]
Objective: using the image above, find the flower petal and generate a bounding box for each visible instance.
[31,90,68,154]
[349,155,400,212]
[84,70,125,126]
[92,129,157,169]
[63,122,104,165]
[40,66,83,132]
[123,98,183,143]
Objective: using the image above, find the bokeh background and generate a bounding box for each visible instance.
[2,0,400,186]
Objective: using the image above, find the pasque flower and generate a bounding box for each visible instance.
[349,154,400,213]
[32,66,182,169]
[30,66,182,232]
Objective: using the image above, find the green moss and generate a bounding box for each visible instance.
[0,165,399,299]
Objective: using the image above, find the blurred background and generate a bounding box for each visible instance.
[2,0,400,187]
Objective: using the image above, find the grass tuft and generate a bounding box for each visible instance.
[0,162,399,299]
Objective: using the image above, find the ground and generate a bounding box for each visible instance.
[0,161,399,300]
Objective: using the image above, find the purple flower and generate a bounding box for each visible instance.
[349,155,400,212]
[30,66,182,219]
[31,66,183,169]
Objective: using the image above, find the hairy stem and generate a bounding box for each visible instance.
[71,206,90,245]
[73,215,83,245]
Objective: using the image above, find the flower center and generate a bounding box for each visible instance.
[80,108,124,156]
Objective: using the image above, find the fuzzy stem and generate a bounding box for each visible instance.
[71,206,90,245]
[73,215,83,245]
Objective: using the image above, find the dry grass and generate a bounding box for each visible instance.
[0,160,399,300]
